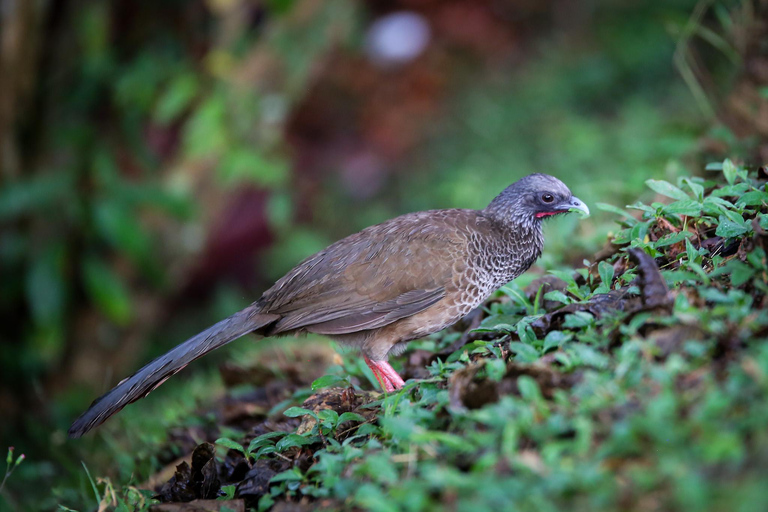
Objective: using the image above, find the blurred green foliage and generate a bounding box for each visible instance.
[0,0,758,509]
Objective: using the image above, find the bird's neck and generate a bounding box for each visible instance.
[481,208,545,274]
[482,204,543,243]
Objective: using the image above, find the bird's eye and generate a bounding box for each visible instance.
[541,193,555,203]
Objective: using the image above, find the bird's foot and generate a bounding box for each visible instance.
[364,356,406,392]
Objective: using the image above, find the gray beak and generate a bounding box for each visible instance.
[558,196,590,217]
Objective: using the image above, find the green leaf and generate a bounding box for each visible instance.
[611,228,631,245]
[517,376,543,403]
[543,290,571,304]
[270,468,304,483]
[215,437,245,455]
[718,260,755,287]
[736,190,768,207]
[508,342,539,363]
[705,161,723,171]
[722,159,737,184]
[682,177,705,200]
[81,256,132,325]
[247,433,285,454]
[283,406,316,418]
[645,179,690,201]
[566,344,609,369]
[563,311,594,329]
[311,374,347,391]
[662,200,701,216]
[715,217,749,238]
[685,237,701,264]
[654,231,692,248]
[183,94,229,158]
[217,484,236,501]
[154,72,199,125]
[93,200,153,266]
[516,322,536,344]
[597,261,614,287]
[712,183,750,198]
[276,434,316,451]
[317,409,339,425]
[627,201,657,214]
[630,222,650,243]
[548,270,577,290]
[338,412,366,424]
[543,330,571,351]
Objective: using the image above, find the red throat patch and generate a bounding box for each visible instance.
[535,211,561,218]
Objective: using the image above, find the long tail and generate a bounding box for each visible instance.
[68,305,280,438]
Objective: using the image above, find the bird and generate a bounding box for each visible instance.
[68,173,588,438]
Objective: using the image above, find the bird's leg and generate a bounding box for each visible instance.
[364,355,405,392]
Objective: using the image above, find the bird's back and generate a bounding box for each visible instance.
[255,207,540,343]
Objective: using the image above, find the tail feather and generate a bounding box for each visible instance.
[68,306,279,438]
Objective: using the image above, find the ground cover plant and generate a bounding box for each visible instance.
[54,159,768,512]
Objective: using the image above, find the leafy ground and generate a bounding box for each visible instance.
[44,160,768,512]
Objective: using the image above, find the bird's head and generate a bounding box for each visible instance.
[483,173,589,228]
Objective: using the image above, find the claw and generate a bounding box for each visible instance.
[364,356,405,392]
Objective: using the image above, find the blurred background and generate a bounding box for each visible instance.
[1,0,766,508]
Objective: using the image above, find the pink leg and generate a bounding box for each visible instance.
[364,356,406,392]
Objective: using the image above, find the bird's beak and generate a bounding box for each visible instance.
[558,196,590,218]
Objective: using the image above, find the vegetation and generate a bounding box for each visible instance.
[42,161,768,512]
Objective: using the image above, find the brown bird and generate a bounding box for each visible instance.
[68,173,588,438]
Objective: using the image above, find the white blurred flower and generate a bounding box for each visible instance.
[365,11,431,67]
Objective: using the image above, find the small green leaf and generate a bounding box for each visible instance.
[682,177,705,200]
[270,468,304,483]
[566,344,609,369]
[508,342,539,363]
[517,376,543,403]
[543,290,571,304]
[283,407,316,418]
[715,217,749,238]
[685,237,701,264]
[662,200,701,216]
[338,412,366,424]
[317,409,339,425]
[597,261,614,287]
[712,183,750,198]
[548,270,577,289]
[155,72,199,125]
[654,231,692,248]
[563,311,594,329]
[215,437,245,455]
[276,434,316,451]
[246,432,285,453]
[543,330,571,351]
[217,484,236,501]
[721,260,755,287]
[311,374,347,391]
[630,222,650,243]
[645,179,690,201]
[736,190,768,207]
[81,256,132,325]
[722,159,738,184]
[705,162,724,171]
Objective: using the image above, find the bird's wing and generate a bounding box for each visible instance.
[261,210,479,335]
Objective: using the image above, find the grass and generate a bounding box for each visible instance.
[31,159,768,511]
